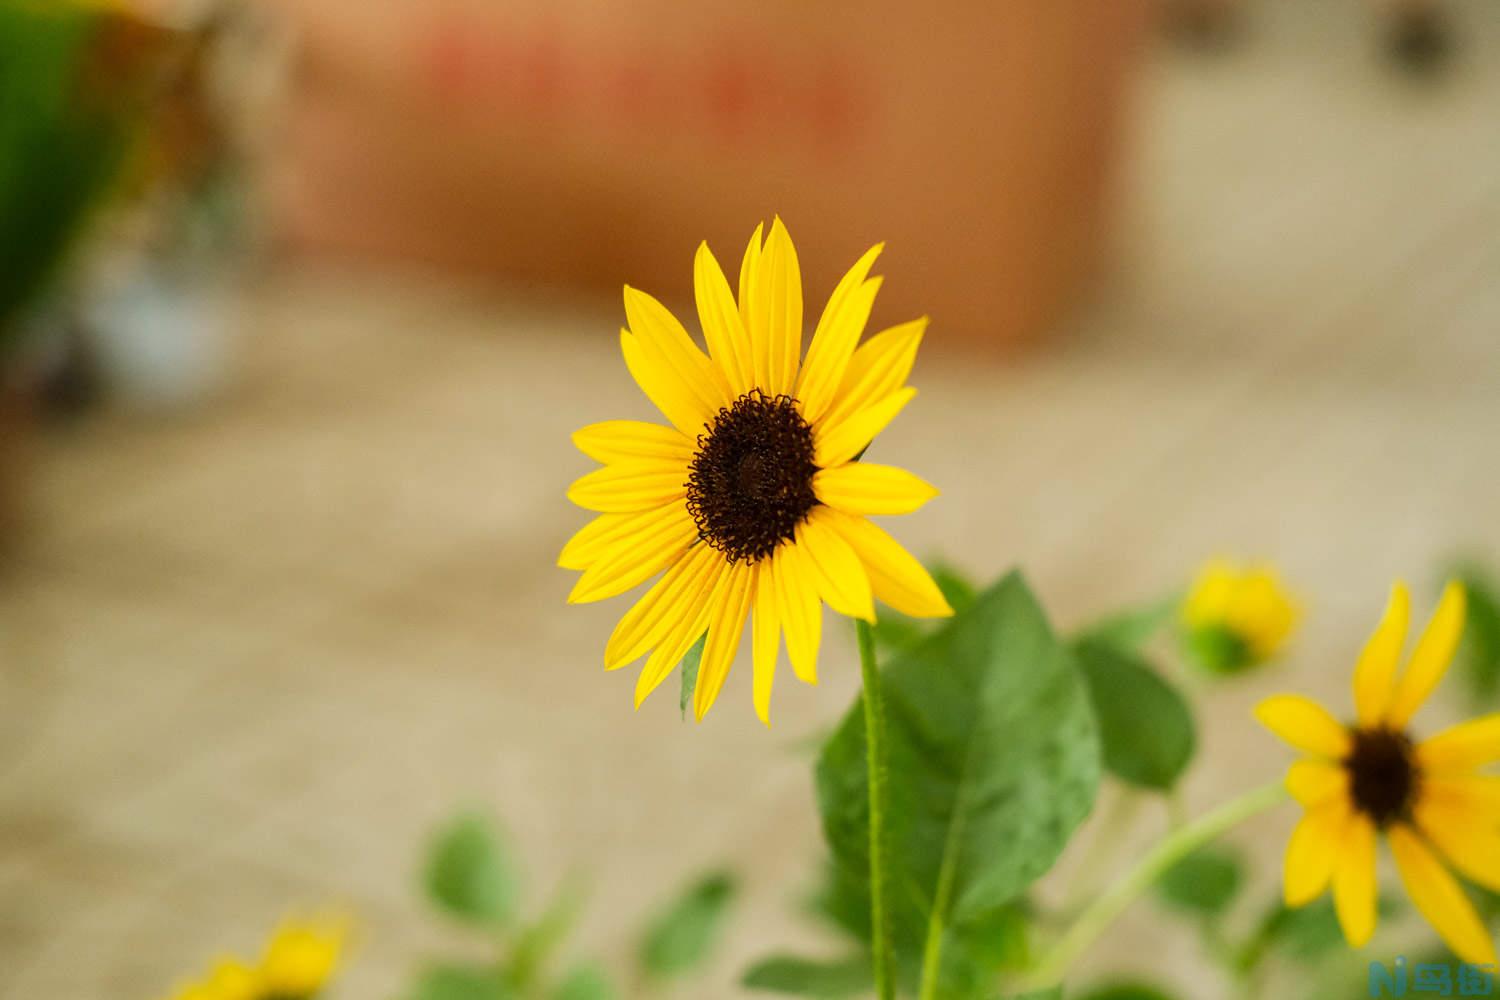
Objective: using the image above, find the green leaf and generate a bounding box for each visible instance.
[679,634,707,719]
[741,955,874,997]
[407,963,515,1000]
[638,871,738,981]
[425,813,520,927]
[1073,592,1181,652]
[550,961,617,1000]
[1156,845,1243,917]
[816,572,1101,987]
[1451,563,1500,705]
[1074,983,1180,1000]
[1075,640,1196,791]
[870,562,980,652]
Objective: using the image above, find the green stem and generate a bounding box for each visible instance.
[1022,780,1287,991]
[857,619,897,1000]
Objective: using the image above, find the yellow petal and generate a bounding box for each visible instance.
[759,217,803,396]
[561,509,657,570]
[1254,695,1353,759]
[694,562,755,720]
[623,286,730,419]
[820,508,953,618]
[1421,773,1500,824]
[1332,814,1379,948]
[752,562,779,726]
[813,387,917,470]
[566,461,687,513]
[774,542,822,684]
[633,573,719,709]
[605,544,722,670]
[813,463,939,516]
[567,507,698,604]
[739,222,768,388]
[1415,798,1500,893]
[1286,759,1349,807]
[572,420,695,465]
[694,241,753,396]
[1353,581,1410,726]
[621,330,713,437]
[1284,798,1351,906]
[1418,713,1500,773]
[794,508,875,622]
[796,243,884,424]
[818,316,926,435]
[1389,824,1499,965]
[1384,580,1466,728]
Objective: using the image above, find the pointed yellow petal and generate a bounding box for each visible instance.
[1333,815,1379,948]
[572,420,695,465]
[694,563,754,720]
[1284,798,1351,906]
[605,544,722,670]
[1384,581,1466,728]
[796,243,884,424]
[1416,798,1500,893]
[1421,774,1500,824]
[621,330,712,437]
[1353,581,1410,726]
[818,317,926,433]
[1418,713,1500,773]
[760,217,803,396]
[624,286,730,419]
[1389,824,1499,965]
[1286,759,1349,807]
[561,507,680,570]
[774,542,822,684]
[739,223,769,389]
[1254,695,1353,759]
[794,508,875,622]
[567,506,698,603]
[820,508,953,618]
[813,387,917,470]
[813,463,939,516]
[633,577,718,709]
[752,563,779,726]
[694,241,754,397]
[566,461,687,513]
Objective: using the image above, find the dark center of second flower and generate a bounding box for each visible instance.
[686,391,819,564]
[1344,727,1418,827]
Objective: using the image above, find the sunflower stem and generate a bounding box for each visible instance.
[857,618,897,1000]
[1022,780,1288,992]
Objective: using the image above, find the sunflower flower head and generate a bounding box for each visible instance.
[160,913,349,1000]
[562,218,953,725]
[1181,558,1299,675]
[1256,580,1500,964]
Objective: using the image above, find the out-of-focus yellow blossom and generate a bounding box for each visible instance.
[160,913,349,1000]
[1181,558,1300,674]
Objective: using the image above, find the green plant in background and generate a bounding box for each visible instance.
[409,810,738,1000]
[0,2,167,350]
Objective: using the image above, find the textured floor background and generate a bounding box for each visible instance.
[3,1,1499,998]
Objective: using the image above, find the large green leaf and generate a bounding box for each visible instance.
[816,572,1101,989]
[1074,641,1196,791]
[638,871,737,981]
[425,812,520,928]
[741,955,874,998]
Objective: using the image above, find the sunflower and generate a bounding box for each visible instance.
[1181,558,1299,674]
[1256,580,1500,964]
[562,219,953,724]
[161,914,348,1000]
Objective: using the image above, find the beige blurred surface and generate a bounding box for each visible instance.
[3,2,1500,998]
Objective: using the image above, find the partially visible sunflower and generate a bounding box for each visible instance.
[1256,580,1500,964]
[562,218,953,724]
[1181,558,1299,674]
[160,913,349,1000]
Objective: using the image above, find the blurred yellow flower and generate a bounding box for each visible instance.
[562,218,952,724]
[1181,558,1299,674]
[1257,580,1500,964]
[161,913,349,1000]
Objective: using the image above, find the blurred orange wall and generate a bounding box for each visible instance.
[265,0,1150,347]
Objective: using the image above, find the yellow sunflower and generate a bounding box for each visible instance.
[562,218,953,724]
[160,914,348,1000]
[1256,580,1500,964]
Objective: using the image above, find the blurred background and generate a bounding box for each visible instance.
[1,0,1497,997]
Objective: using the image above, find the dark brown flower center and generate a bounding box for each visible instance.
[686,391,819,564]
[1344,727,1418,827]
